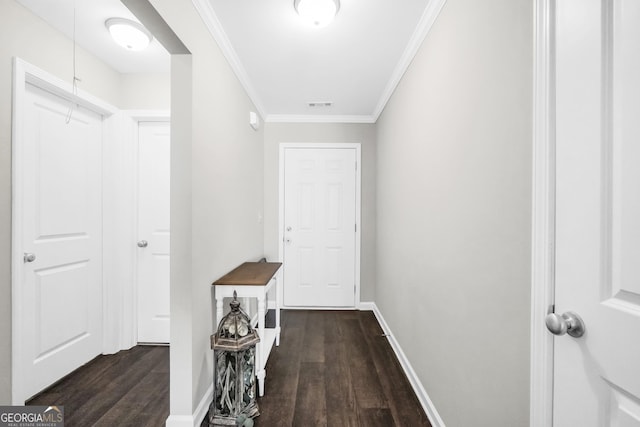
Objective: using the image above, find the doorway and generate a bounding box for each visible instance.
[11,59,117,403]
[11,59,172,404]
[279,143,361,308]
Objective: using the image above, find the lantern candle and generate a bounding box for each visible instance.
[209,291,260,426]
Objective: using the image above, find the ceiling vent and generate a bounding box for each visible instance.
[307,101,333,108]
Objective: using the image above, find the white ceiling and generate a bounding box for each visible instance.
[17,0,443,122]
[16,0,170,74]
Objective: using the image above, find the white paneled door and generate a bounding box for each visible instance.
[283,147,357,307]
[552,1,640,425]
[136,121,170,343]
[20,83,103,399]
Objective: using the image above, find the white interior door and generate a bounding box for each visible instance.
[20,83,103,399]
[553,1,640,424]
[136,121,170,343]
[283,147,356,307]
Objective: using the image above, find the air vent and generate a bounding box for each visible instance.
[308,101,333,108]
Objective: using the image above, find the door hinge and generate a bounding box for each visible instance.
[355,223,357,232]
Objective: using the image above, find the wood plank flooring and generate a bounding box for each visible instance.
[29,310,430,427]
[254,310,431,426]
[27,345,169,426]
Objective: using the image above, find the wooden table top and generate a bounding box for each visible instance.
[212,262,282,287]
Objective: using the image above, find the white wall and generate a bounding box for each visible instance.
[120,73,170,110]
[263,122,377,302]
[149,0,265,422]
[375,0,532,425]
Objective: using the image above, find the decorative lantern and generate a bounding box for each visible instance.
[209,291,260,426]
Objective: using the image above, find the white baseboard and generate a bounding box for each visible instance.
[168,304,443,426]
[359,301,446,427]
[165,384,213,427]
[358,301,376,311]
[165,415,194,427]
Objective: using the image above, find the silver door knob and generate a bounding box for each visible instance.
[286,226,292,232]
[545,311,585,338]
[137,240,148,248]
[23,253,36,263]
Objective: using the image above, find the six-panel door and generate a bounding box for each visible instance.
[283,148,357,307]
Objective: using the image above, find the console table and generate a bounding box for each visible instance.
[212,261,282,396]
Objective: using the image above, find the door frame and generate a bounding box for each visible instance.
[278,143,362,309]
[11,58,117,404]
[127,112,170,344]
[530,0,555,425]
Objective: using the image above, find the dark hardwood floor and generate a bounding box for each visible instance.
[27,345,169,426]
[29,310,430,427]
[254,310,430,426]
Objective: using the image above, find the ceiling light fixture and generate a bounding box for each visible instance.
[294,0,340,28]
[105,18,153,51]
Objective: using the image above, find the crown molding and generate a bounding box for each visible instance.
[371,0,447,121]
[265,114,376,124]
[192,0,267,118]
[193,0,446,123]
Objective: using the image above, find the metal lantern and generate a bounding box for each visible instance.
[209,291,260,426]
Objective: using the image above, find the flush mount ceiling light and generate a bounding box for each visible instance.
[294,0,340,28]
[105,18,153,51]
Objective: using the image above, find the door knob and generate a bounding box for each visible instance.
[545,311,585,338]
[286,226,292,232]
[23,253,36,263]
[137,240,148,248]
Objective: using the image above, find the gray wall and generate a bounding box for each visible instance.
[120,73,170,110]
[0,0,169,404]
[263,123,377,302]
[150,0,265,418]
[375,0,532,425]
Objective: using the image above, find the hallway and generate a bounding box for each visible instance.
[29,310,429,426]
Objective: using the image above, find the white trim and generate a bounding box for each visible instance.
[371,0,447,121]
[11,57,27,406]
[17,59,117,116]
[165,415,195,427]
[102,111,125,355]
[265,114,376,124]
[11,58,118,404]
[194,383,214,426]
[127,110,171,121]
[191,0,266,119]
[278,143,362,310]
[280,306,357,311]
[165,384,213,427]
[360,302,446,427]
[530,1,555,426]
